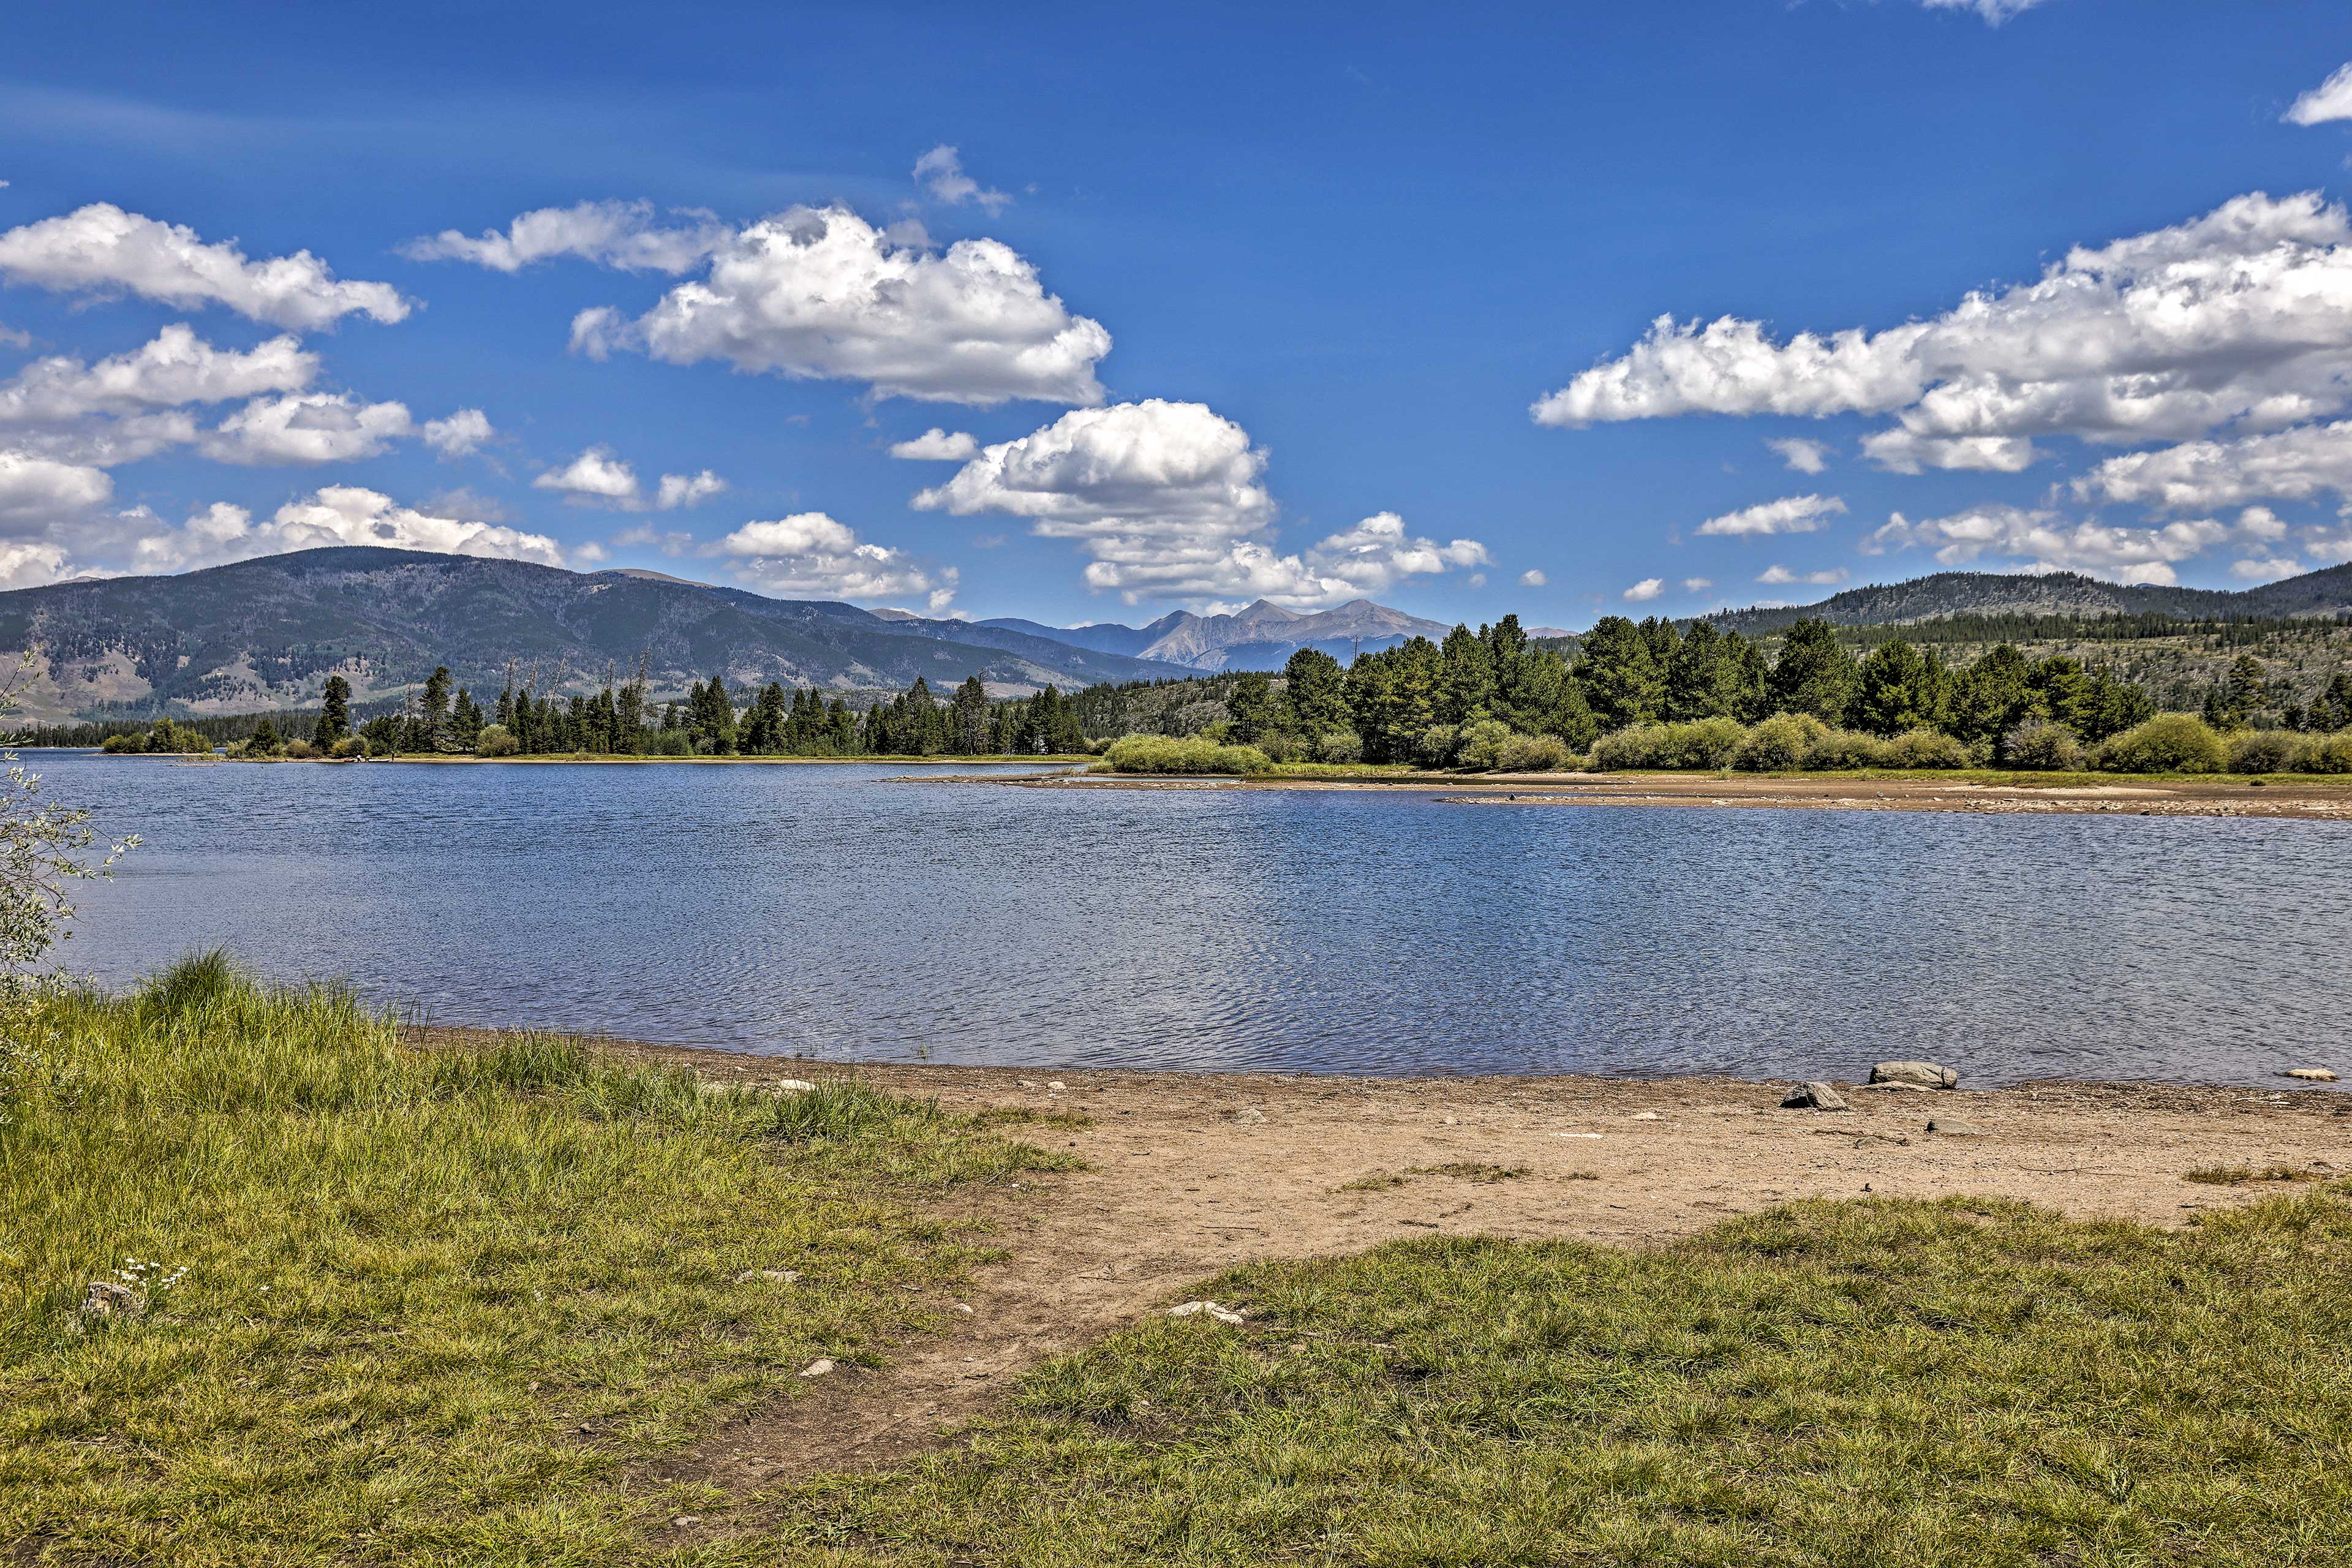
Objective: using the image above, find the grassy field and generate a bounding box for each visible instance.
[785,1196,2352,1567]
[0,957,1068,1566]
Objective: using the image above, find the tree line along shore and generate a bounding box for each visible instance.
[65,611,2352,778]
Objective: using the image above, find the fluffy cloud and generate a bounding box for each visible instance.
[0,450,110,528]
[913,146,1010,214]
[1863,503,2235,585]
[1769,437,1831,474]
[2073,419,2352,511]
[1757,564,1847,586]
[1623,578,1664,601]
[0,325,315,466]
[2230,554,2304,582]
[911,398,1487,606]
[0,203,408,331]
[1536,192,2352,474]
[422,408,494,456]
[401,200,731,274]
[1695,492,1846,537]
[2286,64,2352,127]
[1920,0,2048,22]
[200,391,414,465]
[0,540,68,588]
[1519,568,1547,587]
[96,486,566,574]
[533,447,727,511]
[1683,576,1713,591]
[715,511,956,609]
[889,426,980,460]
[573,204,1110,405]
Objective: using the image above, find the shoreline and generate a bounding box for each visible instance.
[409,1026,2351,1476]
[938,767,2352,820]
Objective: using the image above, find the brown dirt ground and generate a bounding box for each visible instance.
[411,1029,2352,1488]
[935,770,2352,821]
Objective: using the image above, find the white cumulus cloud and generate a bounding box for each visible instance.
[1757,565,1848,586]
[0,540,69,588]
[0,449,111,529]
[535,447,728,511]
[911,398,1487,607]
[889,426,980,461]
[0,324,316,467]
[1519,568,1547,587]
[1695,493,1847,537]
[1863,504,2233,585]
[1683,576,1714,591]
[1769,436,1831,474]
[0,203,409,331]
[1536,192,2352,475]
[2073,418,2352,511]
[98,486,567,574]
[422,407,494,457]
[913,146,1011,214]
[715,510,956,609]
[401,200,732,274]
[200,391,413,466]
[1623,578,1664,602]
[2286,64,2352,127]
[574,204,1109,405]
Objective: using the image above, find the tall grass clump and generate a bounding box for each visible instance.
[2297,731,2352,774]
[1877,728,1970,770]
[1591,716,1745,771]
[810,1194,2352,1565]
[1101,734,1275,775]
[2091,713,2227,773]
[2227,729,2304,774]
[0,956,1065,1562]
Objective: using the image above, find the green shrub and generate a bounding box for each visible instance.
[2228,730,2302,774]
[1878,728,1969,770]
[1452,720,1513,771]
[1101,734,1275,775]
[2003,719,2082,771]
[280,737,317,760]
[473,725,521,758]
[2092,714,2226,774]
[329,736,366,759]
[2294,731,2352,774]
[1256,732,1304,764]
[1415,724,1462,768]
[99,733,141,753]
[1312,729,1362,764]
[1496,733,1571,772]
[1593,717,1746,771]
[1733,712,1828,772]
[1801,729,1883,771]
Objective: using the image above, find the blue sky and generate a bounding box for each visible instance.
[4,1,2352,630]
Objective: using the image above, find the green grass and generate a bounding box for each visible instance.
[2184,1164,2325,1186]
[780,1195,2352,1566]
[0,955,1069,1566]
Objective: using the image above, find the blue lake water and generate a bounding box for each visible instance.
[34,751,2352,1087]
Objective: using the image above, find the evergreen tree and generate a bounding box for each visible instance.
[1436,625,1497,725]
[1766,619,1858,725]
[420,666,453,748]
[1281,647,1350,736]
[1662,622,1747,721]
[1573,616,1666,731]
[1947,643,2032,745]
[1852,639,1947,736]
[452,688,484,748]
[247,717,282,755]
[951,675,992,753]
[1226,671,1276,743]
[702,674,737,754]
[312,675,352,749]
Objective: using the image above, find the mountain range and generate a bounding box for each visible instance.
[0,548,1171,723]
[1700,566,2352,636]
[12,547,2352,723]
[977,597,1452,672]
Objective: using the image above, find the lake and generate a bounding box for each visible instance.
[35,751,2352,1087]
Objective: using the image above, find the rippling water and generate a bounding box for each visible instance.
[37,751,2352,1086]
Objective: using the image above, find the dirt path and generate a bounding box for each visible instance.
[938,770,2352,821]
[548,1044,2352,1488]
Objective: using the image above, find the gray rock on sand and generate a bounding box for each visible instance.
[1232,1107,1266,1126]
[1782,1082,1850,1112]
[78,1281,141,1321]
[1870,1060,1959,1090]
[2282,1068,2340,1082]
